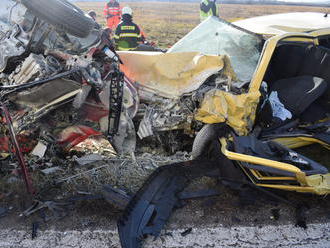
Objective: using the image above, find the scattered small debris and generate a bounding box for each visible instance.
[31,222,39,239]
[181,227,193,237]
[22,200,72,221]
[6,176,19,184]
[75,154,104,166]
[0,207,8,218]
[31,141,47,158]
[102,185,131,210]
[295,204,308,229]
[164,232,173,237]
[231,216,241,224]
[270,209,280,221]
[41,167,63,175]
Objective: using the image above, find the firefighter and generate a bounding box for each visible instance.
[104,0,122,30]
[200,0,219,22]
[113,7,145,51]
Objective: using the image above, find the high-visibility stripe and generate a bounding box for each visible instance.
[119,33,141,38]
[117,46,137,51]
[104,5,121,16]
[121,26,135,31]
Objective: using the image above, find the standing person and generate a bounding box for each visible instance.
[113,7,145,51]
[104,0,122,30]
[200,0,219,22]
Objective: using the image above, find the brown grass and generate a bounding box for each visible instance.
[77,2,330,48]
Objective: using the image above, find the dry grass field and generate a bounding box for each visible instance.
[77,2,330,48]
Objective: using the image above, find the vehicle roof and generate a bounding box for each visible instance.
[233,12,330,36]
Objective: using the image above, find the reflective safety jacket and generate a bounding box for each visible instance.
[114,14,144,51]
[104,1,121,18]
[104,1,121,29]
[200,0,219,22]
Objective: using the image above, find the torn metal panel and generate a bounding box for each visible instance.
[195,89,261,135]
[8,78,81,110]
[118,51,236,98]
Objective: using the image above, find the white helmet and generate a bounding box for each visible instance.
[122,6,133,16]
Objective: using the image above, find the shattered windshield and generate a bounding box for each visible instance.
[168,17,263,83]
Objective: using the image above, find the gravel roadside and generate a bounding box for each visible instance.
[1,223,329,248]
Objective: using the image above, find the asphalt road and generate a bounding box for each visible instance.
[1,223,330,248]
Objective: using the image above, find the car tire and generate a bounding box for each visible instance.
[192,123,225,159]
[21,0,94,38]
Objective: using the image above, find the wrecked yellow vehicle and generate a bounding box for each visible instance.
[118,15,330,195]
[192,20,330,196]
[117,14,330,248]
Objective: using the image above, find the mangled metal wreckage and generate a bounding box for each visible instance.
[0,0,139,164]
[118,18,262,140]
[0,0,246,158]
[0,1,265,164]
[1,1,330,247]
[116,15,330,248]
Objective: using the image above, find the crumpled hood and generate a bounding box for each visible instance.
[118,51,237,98]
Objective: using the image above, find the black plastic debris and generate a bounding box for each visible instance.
[117,159,219,248]
[0,207,8,218]
[270,209,280,221]
[180,227,192,237]
[231,216,241,224]
[102,185,131,210]
[32,222,39,239]
[178,189,221,200]
[295,204,309,229]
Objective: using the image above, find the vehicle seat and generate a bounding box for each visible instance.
[264,44,330,116]
[258,75,328,127]
[270,75,328,117]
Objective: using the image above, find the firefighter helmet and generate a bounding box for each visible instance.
[122,6,133,16]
